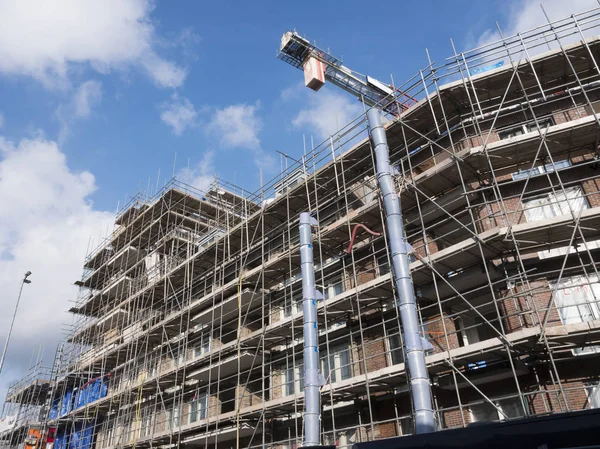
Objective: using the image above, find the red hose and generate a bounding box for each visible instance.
[81,372,111,388]
[346,223,381,254]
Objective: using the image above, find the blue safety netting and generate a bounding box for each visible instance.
[73,387,85,409]
[69,422,94,449]
[49,398,60,420]
[74,376,109,409]
[54,431,68,449]
[60,390,73,416]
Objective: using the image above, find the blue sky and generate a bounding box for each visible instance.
[0,0,508,210]
[0,0,597,407]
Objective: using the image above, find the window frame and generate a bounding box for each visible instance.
[321,345,352,383]
[324,279,345,300]
[282,290,303,318]
[549,274,600,355]
[523,185,596,259]
[282,363,304,396]
[512,159,571,181]
[167,405,181,430]
[498,116,555,141]
[193,332,211,358]
[140,412,153,438]
[188,391,208,423]
[386,328,404,365]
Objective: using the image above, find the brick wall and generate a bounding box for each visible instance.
[239,325,255,338]
[498,282,535,333]
[526,361,600,414]
[411,233,439,258]
[553,103,588,124]
[475,192,525,232]
[527,378,591,414]
[374,421,398,439]
[270,303,282,324]
[356,260,377,286]
[519,288,568,331]
[582,176,600,208]
[351,315,461,373]
[355,326,388,374]
[530,279,559,327]
[271,366,283,400]
[442,408,471,429]
[153,411,167,433]
[207,393,221,419]
[236,379,264,409]
[425,313,460,353]
[159,357,173,375]
[498,279,561,333]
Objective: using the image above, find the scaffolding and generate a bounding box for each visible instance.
[0,362,52,449]
[39,6,600,449]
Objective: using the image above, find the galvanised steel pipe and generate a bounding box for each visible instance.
[366,107,435,434]
[299,212,324,446]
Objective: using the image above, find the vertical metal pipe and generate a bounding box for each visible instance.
[366,108,435,434]
[299,212,323,446]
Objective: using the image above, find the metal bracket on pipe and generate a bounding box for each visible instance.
[421,337,434,351]
[306,369,326,386]
[390,239,414,254]
[314,289,324,301]
[404,334,434,352]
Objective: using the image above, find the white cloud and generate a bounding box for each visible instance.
[252,149,277,173]
[292,89,363,141]
[73,80,102,118]
[177,149,215,192]
[160,94,198,136]
[0,0,187,89]
[208,103,262,150]
[206,102,275,171]
[476,0,599,50]
[141,53,187,89]
[0,134,113,400]
[55,80,103,142]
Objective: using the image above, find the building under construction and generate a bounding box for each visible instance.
[14,7,600,449]
[0,363,52,449]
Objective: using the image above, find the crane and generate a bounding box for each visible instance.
[277,31,416,116]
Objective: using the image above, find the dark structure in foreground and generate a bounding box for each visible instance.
[353,408,600,449]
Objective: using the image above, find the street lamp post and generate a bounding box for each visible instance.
[0,271,32,377]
